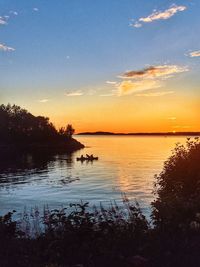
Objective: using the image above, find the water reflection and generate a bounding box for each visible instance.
[0,136,188,215]
[0,152,76,187]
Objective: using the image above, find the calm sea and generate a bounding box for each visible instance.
[0,136,188,215]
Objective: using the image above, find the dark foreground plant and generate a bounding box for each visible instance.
[151,137,200,267]
[152,137,200,231]
[0,199,150,267]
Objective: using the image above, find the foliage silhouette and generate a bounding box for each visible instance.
[0,199,149,267]
[59,124,75,140]
[0,104,84,152]
[152,137,200,231]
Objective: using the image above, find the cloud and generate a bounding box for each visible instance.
[132,22,142,28]
[189,50,200,57]
[38,99,50,103]
[0,43,15,52]
[65,90,83,96]
[0,11,18,25]
[33,8,39,12]
[106,81,117,85]
[100,89,117,97]
[132,4,187,27]
[10,11,18,16]
[120,65,188,79]
[117,80,161,96]
[0,16,7,25]
[107,64,188,96]
[136,91,174,97]
[140,5,186,22]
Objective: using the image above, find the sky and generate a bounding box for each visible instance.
[0,0,199,133]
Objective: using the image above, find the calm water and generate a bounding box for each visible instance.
[0,136,187,215]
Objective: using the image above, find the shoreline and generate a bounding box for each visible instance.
[0,138,84,154]
[77,132,200,136]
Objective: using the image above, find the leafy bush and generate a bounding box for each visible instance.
[152,137,200,231]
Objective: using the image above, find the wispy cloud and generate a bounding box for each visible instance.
[140,5,186,22]
[189,50,200,57]
[100,89,117,97]
[131,4,187,28]
[33,8,39,12]
[10,11,18,16]
[131,21,142,28]
[0,43,15,52]
[65,90,83,96]
[120,65,188,79]
[106,64,188,96]
[38,99,50,103]
[136,91,174,97]
[0,16,7,25]
[0,10,18,26]
[117,80,161,96]
[106,81,117,85]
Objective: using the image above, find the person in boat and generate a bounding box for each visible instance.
[86,154,94,160]
[80,155,85,160]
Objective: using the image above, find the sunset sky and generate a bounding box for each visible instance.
[0,0,199,133]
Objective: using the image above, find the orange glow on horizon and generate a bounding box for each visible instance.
[19,83,199,134]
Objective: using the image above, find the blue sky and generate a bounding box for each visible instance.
[0,0,199,132]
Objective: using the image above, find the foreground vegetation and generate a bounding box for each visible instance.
[0,104,84,153]
[0,138,200,267]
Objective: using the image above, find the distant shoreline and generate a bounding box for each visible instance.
[77,131,200,136]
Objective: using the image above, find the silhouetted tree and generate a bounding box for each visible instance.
[0,104,75,144]
[65,124,75,139]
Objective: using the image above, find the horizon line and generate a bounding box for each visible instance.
[76,131,200,136]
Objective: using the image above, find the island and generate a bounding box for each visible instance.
[0,104,84,154]
[77,131,200,136]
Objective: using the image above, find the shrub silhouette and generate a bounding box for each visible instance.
[152,137,200,231]
[0,200,149,267]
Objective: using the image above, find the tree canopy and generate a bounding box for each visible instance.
[0,104,74,144]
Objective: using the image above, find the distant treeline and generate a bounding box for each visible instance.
[78,131,200,136]
[0,104,84,151]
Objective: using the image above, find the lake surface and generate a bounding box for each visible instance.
[0,136,188,215]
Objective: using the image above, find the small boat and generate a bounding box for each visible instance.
[76,155,98,161]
